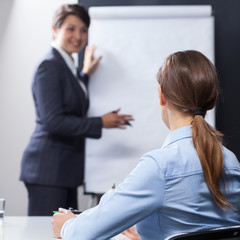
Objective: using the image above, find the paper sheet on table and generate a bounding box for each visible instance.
[110,233,131,240]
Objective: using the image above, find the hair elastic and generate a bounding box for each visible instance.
[193,107,204,116]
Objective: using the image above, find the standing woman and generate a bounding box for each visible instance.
[52,50,240,240]
[20,4,133,216]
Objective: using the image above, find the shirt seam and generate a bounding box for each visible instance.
[165,170,203,180]
[165,166,240,180]
[143,156,166,210]
[162,135,192,149]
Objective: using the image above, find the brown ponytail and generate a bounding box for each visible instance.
[192,115,231,209]
[158,50,231,209]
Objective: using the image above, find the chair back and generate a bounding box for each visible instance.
[165,225,240,240]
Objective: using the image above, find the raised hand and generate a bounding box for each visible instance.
[82,45,102,76]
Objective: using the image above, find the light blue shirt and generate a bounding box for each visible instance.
[61,126,240,240]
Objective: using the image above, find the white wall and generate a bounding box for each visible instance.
[0,0,91,216]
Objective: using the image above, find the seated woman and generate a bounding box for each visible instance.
[51,50,240,240]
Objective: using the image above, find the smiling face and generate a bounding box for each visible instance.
[52,15,88,55]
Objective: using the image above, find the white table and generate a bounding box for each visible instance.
[0,216,55,240]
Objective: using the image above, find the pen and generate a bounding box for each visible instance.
[112,110,132,127]
[53,208,82,215]
[124,121,132,126]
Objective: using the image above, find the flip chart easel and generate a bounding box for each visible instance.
[84,5,214,194]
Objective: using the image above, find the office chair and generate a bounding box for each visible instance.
[165,225,240,240]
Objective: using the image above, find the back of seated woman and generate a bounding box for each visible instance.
[51,50,240,240]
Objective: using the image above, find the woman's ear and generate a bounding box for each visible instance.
[52,25,58,38]
[52,25,56,32]
[158,85,166,106]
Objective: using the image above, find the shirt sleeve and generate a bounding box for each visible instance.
[33,60,102,138]
[61,155,165,240]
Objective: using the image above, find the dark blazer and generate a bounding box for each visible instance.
[20,47,102,188]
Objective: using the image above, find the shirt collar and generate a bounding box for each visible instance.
[162,125,192,149]
[51,41,77,77]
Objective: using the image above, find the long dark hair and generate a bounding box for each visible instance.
[157,50,231,209]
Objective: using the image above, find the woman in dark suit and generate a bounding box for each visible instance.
[20,4,133,216]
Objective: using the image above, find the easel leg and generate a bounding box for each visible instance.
[88,194,103,208]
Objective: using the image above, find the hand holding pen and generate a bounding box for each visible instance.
[53,207,82,215]
[101,108,134,129]
[52,208,77,238]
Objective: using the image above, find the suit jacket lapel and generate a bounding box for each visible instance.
[51,47,89,115]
